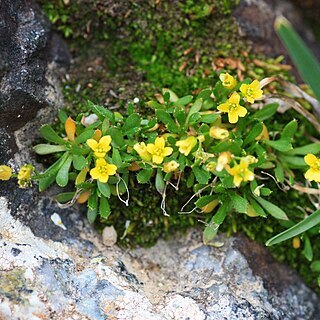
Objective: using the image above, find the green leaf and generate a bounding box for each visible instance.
[155,109,180,133]
[137,168,153,184]
[40,124,67,145]
[196,195,216,208]
[107,128,125,147]
[112,148,122,168]
[73,155,87,170]
[303,235,313,261]
[39,175,56,192]
[55,192,75,203]
[255,196,288,220]
[274,162,285,183]
[213,201,231,225]
[230,193,247,214]
[279,155,307,169]
[266,208,320,246]
[251,103,278,121]
[200,113,219,124]
[122,113,141,131]
[58,110,68,124]
[87,207,98,224]
[97,180,111,198]
[248,197,267,217]
[263,138,292,152]
[56,155,73,187]
[155,169,165,194]
[33,144,67,155]
[74,130,94,144]
[285,143,320,156]
[99,196,111,219]
[275,16,320,103]
[162,88,179,102]
[193,166,210,184]
[311,260,320,272]
[243,122,263,146]
[186,99,203,123]
[281,120,298,139]
[89,101,115,122]
[203,222,220,245]
[88,191,98,211]
[173,95,193,106]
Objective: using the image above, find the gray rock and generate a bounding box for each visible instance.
[0,0,70,163]
[233,0,320,61]
[0,197,318,320]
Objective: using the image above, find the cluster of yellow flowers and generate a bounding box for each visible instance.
[218,73,263,124]
[86,135,117,183]
[0,164,34,188]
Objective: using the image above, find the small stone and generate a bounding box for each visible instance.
[102,226,117,246]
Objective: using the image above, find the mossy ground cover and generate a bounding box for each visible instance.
[39,0,320,292]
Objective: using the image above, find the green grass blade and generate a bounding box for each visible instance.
[275,16,320,102]
[266,208,320,246]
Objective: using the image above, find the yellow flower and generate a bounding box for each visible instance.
[134,142,152,162]
[219,73,237,89]
[240,80,263,104]
[90,158,117,183]
[87,135,112,158]
[176,136,197,156]
[217,92,247,124]
[216,152,232,172]
[0,165,12,181]
[65,117,76,141]
[146,137,173,164]
[163,161,180,173]
[206,161,216,172]
[304,154,320,182]
[228,158,254,187]
[209,126,229,140]
[18,164,34,188]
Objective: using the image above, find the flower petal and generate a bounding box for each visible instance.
[90,167,100,179]
[233,175,242,187]
[146,144,156,154]
[106,164,117,175]
[217,103,229,113]
[228,110,239,124]
[96,158,107,166]
[163,147,173,156]
[155,137,165,149]
[304,154,318,166]
[153,155,163,164]
[237,106,247,118]
[240,83,248,95]
[250,80,260,90]
[99,174,109,183]
[87,139,98,151]
[229,92,240,104]
[100,135,112,147]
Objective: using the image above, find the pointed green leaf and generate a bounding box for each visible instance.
[255,196,288,220]
[266,208,320,246]
[74,130,94,144]
[40,125,67,145]
[33,144,67,155]
[97,180,111,198]
[56,155,73,187]
[155,169,165,194]
[99,196,111,219]
[137,168,153,184]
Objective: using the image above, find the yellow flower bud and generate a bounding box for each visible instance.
[206,162,216,172]
[0,165,12,181]
[65,117,76,141]
[209,126,229,140]
[216,152,232,172]
[197,135,205,143]
[18,164,34,188]
[163,161,180,173]
[76,167,89,185]
[176,136,197,156]
[292,237,300,249]
[219,73,237,90]
[201,199,219,213]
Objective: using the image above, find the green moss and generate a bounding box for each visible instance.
[39,0,320,293]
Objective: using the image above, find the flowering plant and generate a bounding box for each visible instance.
[1,74,319,245]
